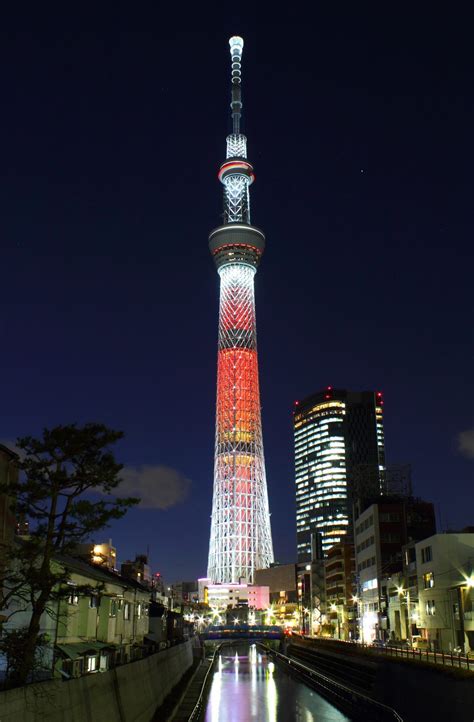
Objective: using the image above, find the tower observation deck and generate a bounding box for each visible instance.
[207,37,274,584]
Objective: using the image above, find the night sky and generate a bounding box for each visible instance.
[1,7,473,582]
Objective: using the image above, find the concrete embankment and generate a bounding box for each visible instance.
[287,638,474,722]
[0,641,193,722]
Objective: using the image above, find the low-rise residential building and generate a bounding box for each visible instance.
[75,539,118,571]
[415,532,474,653]
[171,581,199,605]
[2,552,151,679]
[121,554,152,587]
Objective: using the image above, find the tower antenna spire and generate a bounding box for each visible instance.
[229,36,244,134]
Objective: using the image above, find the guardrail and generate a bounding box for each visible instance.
[298,635,474,673]
[361,641,473,671]
[259,643,404,722]
[187,641,229,722]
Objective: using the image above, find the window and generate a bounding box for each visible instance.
[379,512,400,522]
[137,603,142,619]
[67,590,79,605]
[124,603,130,620]
[86,655,98,672]
[425,599,436,616]
[357,536,375,553]
[109,599,118,617]
[89,594,100,609]
[423,572,434,589]
[421,546,432,563]
[362,578,378,591]
[380,533,401,543]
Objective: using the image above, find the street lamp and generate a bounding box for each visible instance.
[452,573,474,654]
[330,602,341,639]
[396,584,413,644]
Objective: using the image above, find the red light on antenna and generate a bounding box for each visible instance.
[294,400,299,405]
[327,386,332,390]
[377,391,382,397]
[325,394,331,399]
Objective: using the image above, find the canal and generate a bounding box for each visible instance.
[204,643,351,722]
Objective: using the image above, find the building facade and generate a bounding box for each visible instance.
[254,564,299,628]
[207,36,273,584]
[325,541,356,640]
[171,581,199,605]
[415,533,474,653]
[2,552,150,679]
[294,388,385,560]
[254,564,298,605]
[203,582,269,612]
[354,497,436,641]
[121,554,152,587]
[75,539,118,571]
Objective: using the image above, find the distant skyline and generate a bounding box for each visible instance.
[1,7,473,581]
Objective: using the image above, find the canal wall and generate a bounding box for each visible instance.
[0,640,193,722]
[288,638,474,722]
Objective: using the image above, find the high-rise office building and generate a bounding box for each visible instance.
[294,388,385,560]
[207,37,273,584]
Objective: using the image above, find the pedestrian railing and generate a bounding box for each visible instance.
[302,636,474,673]
[360,641,473,671]
[188,642,231,722]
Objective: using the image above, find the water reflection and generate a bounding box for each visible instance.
[205,643,350,722]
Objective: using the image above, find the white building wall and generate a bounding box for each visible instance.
[416,533,474,652]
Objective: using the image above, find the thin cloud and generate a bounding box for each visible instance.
[458,429,474,459]
[0,441,192,509]
[118,464,192,509]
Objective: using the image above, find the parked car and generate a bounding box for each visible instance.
[387,639,411,649]
[412,637,430,651]
[371,639,386,648]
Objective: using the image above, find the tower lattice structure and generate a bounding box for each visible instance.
[207,37,274,584]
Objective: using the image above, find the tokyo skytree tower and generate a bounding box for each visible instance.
[207,36,274,584]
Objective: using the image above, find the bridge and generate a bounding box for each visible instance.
[202,623,283,643]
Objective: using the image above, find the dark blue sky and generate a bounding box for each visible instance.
[1,7,473,582]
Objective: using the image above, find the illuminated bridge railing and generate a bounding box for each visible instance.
[203,624,283,641]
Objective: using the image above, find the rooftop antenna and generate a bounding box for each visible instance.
[229,36,244,134]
